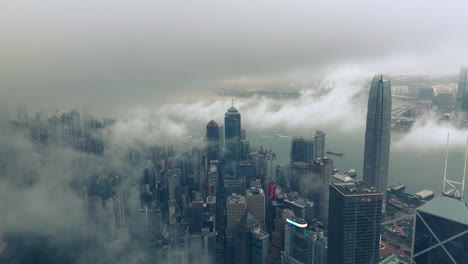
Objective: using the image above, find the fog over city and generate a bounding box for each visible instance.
[1,1,468,264]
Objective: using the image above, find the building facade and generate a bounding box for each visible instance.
[363,75,392,212]
[456,67,468,120]
[247,186,266,230]
[328,181,383,264]
[225,106,242,173]
[411,196,468,264]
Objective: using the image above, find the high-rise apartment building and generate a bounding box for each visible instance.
[363,75,392,212]
[328,181,383,264]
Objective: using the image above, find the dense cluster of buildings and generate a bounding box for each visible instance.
[2,71,468,264]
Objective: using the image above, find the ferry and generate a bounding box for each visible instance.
[326,151,344,157]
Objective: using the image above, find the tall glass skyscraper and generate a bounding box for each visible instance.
[225,106,241,173]
[411,196,468,264]
[206,120,221,161]
[456,67,468,121]
[290,137,315,165]
[363,75,392,211]
[328,181,383,264]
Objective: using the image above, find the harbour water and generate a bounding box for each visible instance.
[248,126,468,201]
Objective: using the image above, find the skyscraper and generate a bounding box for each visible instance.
[328,181,383,264]
[227,194,247,236]
[363,74,392,211]
[282,215,327,264]
[206,120,221,162]
[251,229,269,264]
[290,137,314,165]
[225,106,242,172]
[246,186,266,230]
[411,196,468,264]
[314,131,326,159]
[235,211,260,264]
[456,67,468,121]
[309,158,333,227]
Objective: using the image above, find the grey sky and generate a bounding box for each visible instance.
[1,0,468,114]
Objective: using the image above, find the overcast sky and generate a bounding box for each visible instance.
[1,0,468,114]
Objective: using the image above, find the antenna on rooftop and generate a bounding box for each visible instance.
[442,132,466,200]
[461,135,467,199]
[443,132,449,193]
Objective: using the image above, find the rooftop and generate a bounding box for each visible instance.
[379,253,407,264]
[228,194,246,204]
[251,229,269,239]
[416,196,468,225]
[207,120,218,127]
[225,106,240,115]
[332,181,382,196]
[247,186,264,196]
[332,173,354,183]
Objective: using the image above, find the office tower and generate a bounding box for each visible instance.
[225,106,242,172]
[363,75,391,212]
[235,211,260,264]
[291,162,310,195]
[203,231,217,264]
[251,229,269,264]
[411,196,468,264]
[456,67,468,121]
[309,158,333,227]
[328,181,383,264]
[224,178,246,197]
[314,131,326,159]
[290,137,314,164]
[206,120,221,161]
[241,139,250,160]
[283,196,314,225]
[247,186,266,230]
[189,199,206,234]
[282,215,327,264]
[227,194,247,236]
[239,160,257,186]
[270,209,292,264]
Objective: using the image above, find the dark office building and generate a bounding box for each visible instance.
[411,196,468,264]
[225,106,242,173]
[235,211,260,264]
[363,74,391,212]
[206,120,221,161]
[251,229,269,264]
[290,137,314,165]
[328,181,383,264]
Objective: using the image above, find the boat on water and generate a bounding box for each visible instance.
[326,151,344,157]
